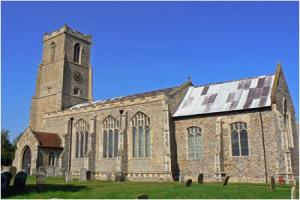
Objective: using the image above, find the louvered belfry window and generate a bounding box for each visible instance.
[73,43,81,63]
[132,112,151,158]
[187,126,202,160]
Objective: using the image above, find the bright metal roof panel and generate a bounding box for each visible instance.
[173,75,274,117]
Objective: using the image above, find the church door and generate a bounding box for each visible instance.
[22,146,31,175]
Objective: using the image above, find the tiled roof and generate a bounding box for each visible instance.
[70,87,177,109]
[33,132,62,148]
[173,75,275,117]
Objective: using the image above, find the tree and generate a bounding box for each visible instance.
[13,131,24,149]
[1,129,15,166]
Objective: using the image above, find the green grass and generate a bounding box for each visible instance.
[3,176,297,199]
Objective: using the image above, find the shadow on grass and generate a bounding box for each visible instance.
[2,184,87,198]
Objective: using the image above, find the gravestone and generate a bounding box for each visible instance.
[54,167,62,176]
[36,173,46,185]
[61,168,67,176]
[1,173,8,192]
[87,171,92,180]
[119,173,126,182]
[269,176,275,192]
[80,168,87,181]
[179,174,185,183]
[186,179,192,187]
[107,173,112,181]
[38,166,47,175]
[46,167,54,177]
[223,176,230,186]
[137,194,148,199]
[65,171,73,183]
[31,168,37,175]
[198,174,203,184]
[291,185,297,199]
[13,171,27,190]
[2,171,12,186]
[115,172,123,182]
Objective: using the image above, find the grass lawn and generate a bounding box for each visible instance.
[3,176,297,199]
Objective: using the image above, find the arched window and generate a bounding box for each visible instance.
[22,146,31,174]
[103,116,119,158]
[73,43,81,63]
[283,98,294,148]
[48,152,55,166]
[230,122,249,156]
[50,42,56,63]
[132,112,151,158]
[75,119,89,158]
[187,126,202,160]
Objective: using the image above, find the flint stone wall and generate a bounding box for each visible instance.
[174,109,282,183]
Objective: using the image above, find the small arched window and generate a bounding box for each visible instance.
[73,43,81,63]
[50,42,56,63]
[75,119,89,158]
[132,112,151,158]
[48,152,55,166]
[73,87,80,96]
[187,126,202,159]
[283,98,294,148]
[230,122,249,156]
[103,116,119,158]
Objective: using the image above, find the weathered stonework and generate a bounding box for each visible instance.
[13,25,298,183]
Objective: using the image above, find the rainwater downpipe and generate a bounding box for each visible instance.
[259,111,268,183]
[68,117,74,171]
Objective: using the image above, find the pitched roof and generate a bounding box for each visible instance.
[33,132,62,148]
[69,86,177,109]
[173,74,275,117]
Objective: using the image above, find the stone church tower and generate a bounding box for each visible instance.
[30,25,93,131]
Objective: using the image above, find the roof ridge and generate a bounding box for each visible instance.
[69,84,180,109]
[194,73,275,88]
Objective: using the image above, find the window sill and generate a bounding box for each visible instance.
[187,159,203,161]
[231,155,250,158]
[102,157,118,160]
[130,157,152,160]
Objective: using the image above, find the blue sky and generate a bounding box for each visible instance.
[2,1,299,141]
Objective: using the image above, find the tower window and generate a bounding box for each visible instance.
[73,43,81,63]
[73,87,80,96]
[50,42,56,63]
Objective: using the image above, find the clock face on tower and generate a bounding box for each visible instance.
[73,71,83,83]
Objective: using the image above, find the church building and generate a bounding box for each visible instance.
[13,25,298,183]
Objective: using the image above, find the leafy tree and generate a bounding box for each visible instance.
[1,129,15,166]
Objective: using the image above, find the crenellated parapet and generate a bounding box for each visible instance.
[43,24,92,43]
